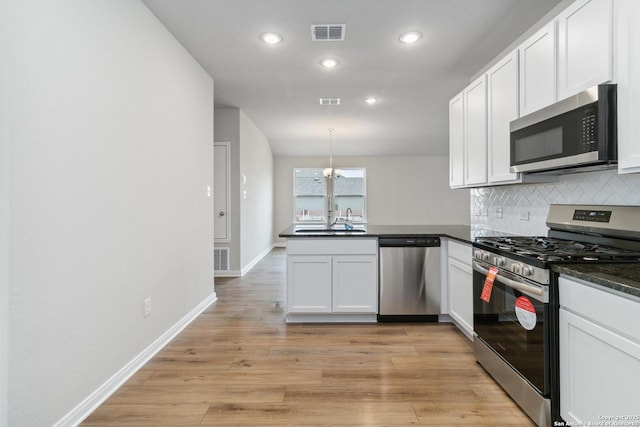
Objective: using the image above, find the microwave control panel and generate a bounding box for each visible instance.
[579,106,597,151]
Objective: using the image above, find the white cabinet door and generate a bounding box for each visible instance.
[519,22,556,116]
[449,92,465,187]
[487,51,520,184]
[616,0,640,173]
[332,255,378,313]
[560,308,640,422]
[557,0,612,100]
[559,276,640,422]
[287,255,332,313]
[448,257,473,340]
[464,76,488,186]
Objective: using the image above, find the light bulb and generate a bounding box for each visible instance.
[399,31,422,44]
[260,32,282,44]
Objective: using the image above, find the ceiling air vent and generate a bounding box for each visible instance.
[311,24,345,41]
[319,97,341,106]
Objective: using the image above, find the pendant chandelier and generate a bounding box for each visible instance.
[322,128,342,179]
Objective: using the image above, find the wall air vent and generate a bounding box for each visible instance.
[214,248,229,271]
[311,24,345,41]
[319,97,341,106]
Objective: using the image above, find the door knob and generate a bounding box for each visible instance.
[219,211,225,217]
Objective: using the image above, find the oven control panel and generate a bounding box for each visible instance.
[473,249,550,285]
[572,209,612,223]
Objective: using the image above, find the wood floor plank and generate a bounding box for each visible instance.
[82,403,210,426]
[103,384,286,405]
[200,401,420,426]
[81,248,535,426]
[413,401,535,426]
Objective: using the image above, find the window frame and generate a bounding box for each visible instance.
[292,167,367,225]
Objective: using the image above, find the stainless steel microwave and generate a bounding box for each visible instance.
[510,83,617,174]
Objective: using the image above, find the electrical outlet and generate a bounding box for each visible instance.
[495,207,503,219]
[520,211,530,221]
[144,298,152,317]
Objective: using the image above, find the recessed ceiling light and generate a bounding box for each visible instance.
[399,31,422,44]
[260,32,282,44]
[364,97,378,105]
[320,58,339,68]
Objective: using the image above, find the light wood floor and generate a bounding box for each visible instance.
[82,248,534,426]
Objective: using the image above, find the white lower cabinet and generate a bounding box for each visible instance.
[332,256,378,313]
[287,255,332,313]
[559,276,640,423]
[446,240,473,340]
[286,238,378,322]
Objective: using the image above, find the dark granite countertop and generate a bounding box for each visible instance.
[552,263,640,299]
[279,224,508,245]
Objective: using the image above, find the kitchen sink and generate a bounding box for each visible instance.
[294,228,366,233]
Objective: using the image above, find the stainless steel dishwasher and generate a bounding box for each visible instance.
[378,237,441,322]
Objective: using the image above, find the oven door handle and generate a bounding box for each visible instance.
[472,261,544,298]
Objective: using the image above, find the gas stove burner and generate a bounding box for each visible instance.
[475,235,640,264]
[542,255,565,262]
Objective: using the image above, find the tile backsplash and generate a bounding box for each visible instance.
[470,169,640,236]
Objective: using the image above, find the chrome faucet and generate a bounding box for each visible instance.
[327,195,333,229]
[346,207,353,224]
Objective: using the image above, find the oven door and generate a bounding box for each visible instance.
[472,260,550,396]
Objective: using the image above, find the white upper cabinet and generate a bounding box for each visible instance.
[616,0,640,173]
[449,92,465,187]
[557,0,613,100]
[463,75,488,186]
[448,0,624,186]
[519,22,556,116]
[487,51,520,184]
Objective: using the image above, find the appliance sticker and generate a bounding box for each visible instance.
[515,296,537,330]
[480,266,498,303]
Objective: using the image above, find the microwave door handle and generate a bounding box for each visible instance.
[472,261,544,297]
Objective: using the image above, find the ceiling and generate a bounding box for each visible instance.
[142,0,564,157]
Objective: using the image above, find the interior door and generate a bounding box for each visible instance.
[214,142,229,241]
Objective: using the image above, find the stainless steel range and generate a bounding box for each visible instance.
[472,204,640,427]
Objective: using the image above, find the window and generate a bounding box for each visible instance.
[293,168,327,222]
[293,168,366,223]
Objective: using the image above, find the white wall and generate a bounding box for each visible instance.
[215,108,274,274]
[239,111,274,271]
[2,1,214,425]
[470,169,640,235]
[0,0,9,422]
[274,155,470,243]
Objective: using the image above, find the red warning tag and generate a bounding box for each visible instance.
[480,266,498,303]
[515,296,537,330]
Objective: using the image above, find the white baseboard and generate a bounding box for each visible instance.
[214,243,282,277]
[54,291,218,427]
[240,244,274,276]
[214,270,241,277]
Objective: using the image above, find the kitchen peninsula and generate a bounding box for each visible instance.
[279,224,479,324]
